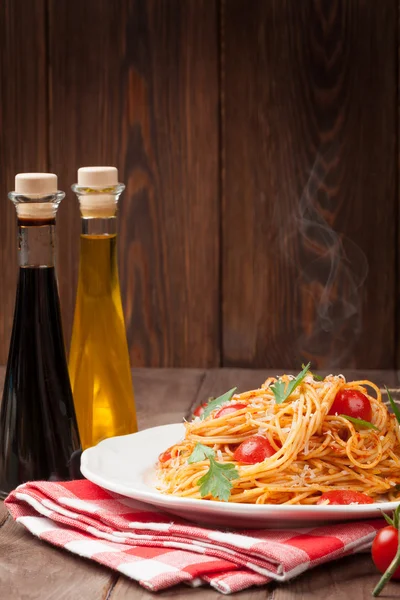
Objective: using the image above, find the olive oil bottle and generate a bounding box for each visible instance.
[0,173,81,498]
[69,167,137,449]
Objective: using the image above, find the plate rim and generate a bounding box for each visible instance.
[80,422,400,516]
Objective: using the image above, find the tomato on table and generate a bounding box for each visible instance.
[372,526,400,580]
[214,403,247,418]
[233,435,276,464]
[328,388,372,422]
[317,490,374,505]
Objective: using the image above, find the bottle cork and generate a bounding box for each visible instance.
[75,167,123,218]
[13,173,61,219]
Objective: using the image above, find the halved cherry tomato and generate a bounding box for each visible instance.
[214,403,247,418]
[317,490,374,505]
[193,403,207,418]
[233,435,276,464]
[158,449,172,463]
[328,388,372,422]
[372,526,400,580]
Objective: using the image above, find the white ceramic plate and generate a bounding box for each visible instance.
[81,423,399,528]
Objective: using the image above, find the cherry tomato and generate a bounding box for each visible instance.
[233,435,276,464]
[328,388,372,422]
[372,526,400,580]
[158,448,172,463]
[317,490,374,505]
[193,403,207,418]
[214,403,247,418]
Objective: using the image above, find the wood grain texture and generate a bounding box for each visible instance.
[222,0,397,369]
[0,0,398,370]
[131,367,205,429]
[48,0,219,368]
[0,0,48,364]
[0,500,8,528]
[273,553,400,600]
[110,576,272,599]
[0,506,114,599]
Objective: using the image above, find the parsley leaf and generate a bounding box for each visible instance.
[188,443,215,463]
[188,442,239,501]
[385,386,400,427]
[340,414,379,431]
[201,388,237,420]
[197,457,238,502]
[302,363,324,381]
[313,373,324,381]
[271,363,310,404]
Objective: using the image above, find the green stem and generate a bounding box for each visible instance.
[373,522,400,596]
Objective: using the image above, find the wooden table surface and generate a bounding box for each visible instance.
[2,367,400,599]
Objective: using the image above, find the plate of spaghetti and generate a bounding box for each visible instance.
[81,368,400,527]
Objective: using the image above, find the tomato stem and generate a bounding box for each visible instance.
[373,518,400,596]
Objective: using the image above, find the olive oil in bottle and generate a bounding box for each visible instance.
[69,167,138,449]
[0,173,81,498]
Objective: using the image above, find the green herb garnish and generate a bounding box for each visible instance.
[187,443,214,463]
[188,442,239,501]
[302,363,324,381]
[271,363,310,404]
[201,388,237,420]
[340,414,379,431]
[385,386,400,426]
[198,460,238,502]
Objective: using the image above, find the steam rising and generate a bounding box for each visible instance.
[283,154,368,368]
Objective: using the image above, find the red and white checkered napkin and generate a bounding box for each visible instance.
[5,480,383,594]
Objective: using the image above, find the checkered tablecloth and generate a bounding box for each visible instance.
[5,480,383,594]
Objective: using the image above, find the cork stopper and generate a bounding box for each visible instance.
[11,173,63,220]
[77,166,118,188]
[74,166,124,218]
[15,173,58,196]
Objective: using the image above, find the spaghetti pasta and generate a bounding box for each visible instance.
[156,373,400,505]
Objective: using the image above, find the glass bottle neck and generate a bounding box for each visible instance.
[18,219,56,267]
[81,216,117,236]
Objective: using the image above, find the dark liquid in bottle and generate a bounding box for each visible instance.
[0,266,81,498]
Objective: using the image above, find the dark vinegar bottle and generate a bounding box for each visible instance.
[0,173,81,499]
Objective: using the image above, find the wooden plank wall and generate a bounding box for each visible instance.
[48,0,220,368]
[0,0,48,365]
[222,0,397,369]
[0,0,397,370]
